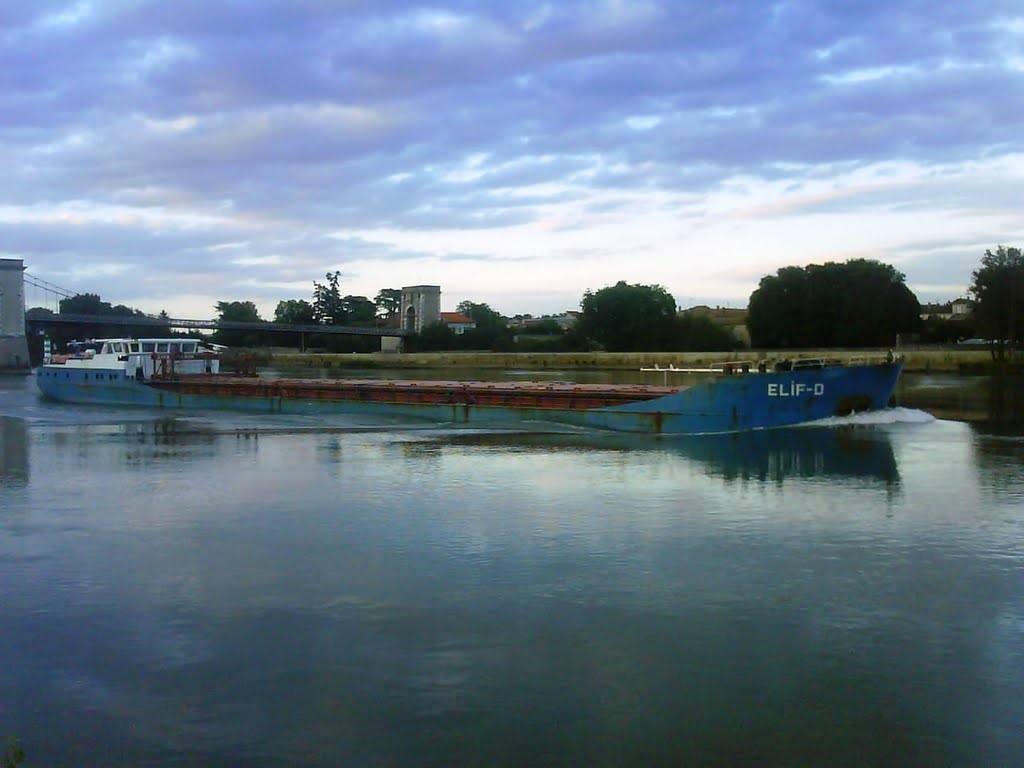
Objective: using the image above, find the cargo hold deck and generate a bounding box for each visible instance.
[152,377,680,411]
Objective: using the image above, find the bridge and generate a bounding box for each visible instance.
[22,269,408,338]
[0,261,411,371]
[29,312,407,337]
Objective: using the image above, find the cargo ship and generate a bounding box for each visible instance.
[35,338,903,435]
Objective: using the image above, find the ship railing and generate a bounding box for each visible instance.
[847,353,900,366]
[710,360,756,373]
[641,352,899,383]
[149,354,177,381]
[149,351,225,379]
[640,360,765,376]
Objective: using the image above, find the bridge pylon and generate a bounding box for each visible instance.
[0,258,30,373]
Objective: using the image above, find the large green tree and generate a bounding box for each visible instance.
[970,245,1024,361]
[59,293,108,315]
[576,281,680,352]
[310,272,376,326]
[215,300,262,323]
[274,299,316,325]
[312,271,344,324]
[273,299,317,348]
[213,300,264,346]
[342,295,376,324]
[455,301,513,350]
[456,301,504,329]
[374,288,402,319]
[747,259,920,348]
[60,293,145,318]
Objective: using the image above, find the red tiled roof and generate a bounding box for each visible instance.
[440,312,474,324]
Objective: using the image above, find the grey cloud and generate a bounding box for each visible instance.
[894,234,1010,286]
[3,217,385,290]
[2,0,1022,309]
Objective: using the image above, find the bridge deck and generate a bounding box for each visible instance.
[28,313,407,337]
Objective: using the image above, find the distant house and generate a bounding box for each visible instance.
[951,298,973,316]
[920,299,973,321]
[440,312,476,335]
[510,311,579,331]
[552,311,580,329]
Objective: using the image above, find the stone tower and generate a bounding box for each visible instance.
[400,285,441,334]
[0,258,30,373]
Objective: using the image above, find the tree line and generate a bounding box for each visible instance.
[969,245,1023,361]
[24,246,1022,357]
[747,259,921,348]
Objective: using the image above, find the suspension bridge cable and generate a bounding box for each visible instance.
[24,273,77,299]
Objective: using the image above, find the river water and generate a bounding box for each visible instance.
[1,372,1022,766]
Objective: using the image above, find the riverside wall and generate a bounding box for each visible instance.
[268,348,1001,374]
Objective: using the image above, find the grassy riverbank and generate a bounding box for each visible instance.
[262,348,1011,374]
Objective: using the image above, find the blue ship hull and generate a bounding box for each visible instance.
[36,362,902,435]
[588,363,901,433]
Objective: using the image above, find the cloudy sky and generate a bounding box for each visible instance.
[4,1,1023,320]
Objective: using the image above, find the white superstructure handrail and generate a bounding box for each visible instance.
[641,354,899,382]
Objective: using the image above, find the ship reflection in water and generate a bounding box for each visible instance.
[415,421,902,486]
[674,424,899,485]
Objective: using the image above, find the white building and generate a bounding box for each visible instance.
[439,312,476,335]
